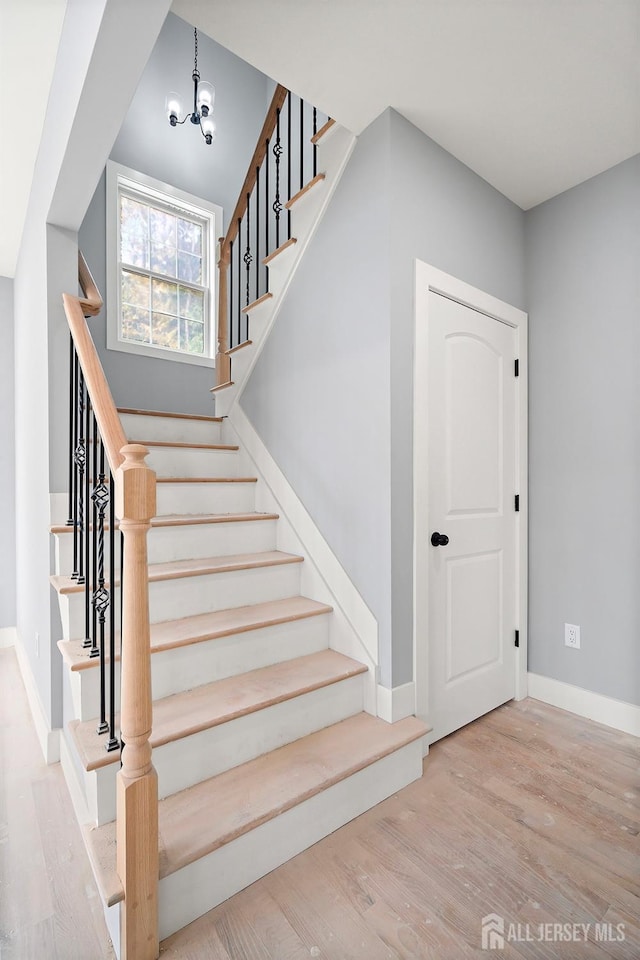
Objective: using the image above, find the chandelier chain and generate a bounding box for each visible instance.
[194,27,198,75]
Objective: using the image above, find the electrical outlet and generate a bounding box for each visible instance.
[565,623,580,649]
[35,631,40,657]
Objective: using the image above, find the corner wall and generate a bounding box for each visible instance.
[525,155,640,706]
[0,276,16,630]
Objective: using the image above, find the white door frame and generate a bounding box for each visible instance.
[413,260,528,735]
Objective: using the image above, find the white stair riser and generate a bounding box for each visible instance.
[143,445,241,479]
[68,613,330,721]
[156,481,256,515]
[120,413,222,445]
[157,738,424,941]
[90,674,364,824]
[59,563,302,639]
[54,518,278,574]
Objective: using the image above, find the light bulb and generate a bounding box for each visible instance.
[166,92,182,126]
[201,115,216,144]
[196,81,215,117]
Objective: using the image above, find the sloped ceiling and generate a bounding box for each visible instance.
[173,0,640,210]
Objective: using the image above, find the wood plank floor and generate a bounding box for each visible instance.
[1,645,638,958]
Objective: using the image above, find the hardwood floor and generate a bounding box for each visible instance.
[0,648,116,960]
[1,645,638,959]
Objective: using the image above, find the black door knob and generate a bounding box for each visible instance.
[431,532,449,547]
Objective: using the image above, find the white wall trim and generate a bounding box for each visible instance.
[376,681,416,723]
[13,635,60,763]
[229,404,378,676]
[0,626,17,648]
[413,261,529,732]
[528,672,640,738]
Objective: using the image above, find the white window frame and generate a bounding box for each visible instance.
[106,160,222,367]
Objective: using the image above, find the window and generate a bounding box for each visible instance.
[106,162,222,366]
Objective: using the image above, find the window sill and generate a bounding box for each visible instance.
[107,334,215,368]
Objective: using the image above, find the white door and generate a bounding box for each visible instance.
[425,292,518,742]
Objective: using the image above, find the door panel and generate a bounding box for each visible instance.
[427,292,517,742]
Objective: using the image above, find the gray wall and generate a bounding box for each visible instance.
[79,13,270,416]
[243,109,526,687]
[0,276,16,628]
[526,155,640,706]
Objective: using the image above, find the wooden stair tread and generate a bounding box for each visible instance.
[310,118,335,144]
[225,340,252,356]
[51,549,303,596]
[210,381,234,393]
[59,596,332,670]
[285,173,326,210]
[117,407,222,423]
[86,713,428,906]
[129,439,239,451]
[71,650,367,771]
[262,237,297,265]
[155,476,257,483]
[243,292,273,314]
[50,510,278,536]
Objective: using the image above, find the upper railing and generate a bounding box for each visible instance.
[215,85,329,386]
[64,253,159,960]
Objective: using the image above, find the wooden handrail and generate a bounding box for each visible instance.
[220,84,288,261]
[64,255,159,959]
[216,84,288,380]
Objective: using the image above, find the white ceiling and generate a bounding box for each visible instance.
[0,1,637,277]
[173,0,640,210]
[0,0,67,277]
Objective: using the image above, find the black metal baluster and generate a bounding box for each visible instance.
[83,395,92,648]
[313,106,318,178]
[93,436,110,735]
[300,96,304,190]
[265,138,270,287]
[236,217,241,347]
[244,192,252,312]
[273,108,282,249]
[255,167,260,302]
[287,92,292,240]
[76,372,86,595]
[71,352,80,581]
[106,472,118,752]
[229,237,234,351]
[67,336,75,528]
[89,413,99,659]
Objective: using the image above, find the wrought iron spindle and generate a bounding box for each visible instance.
[300,96,304,190]
[89,412,99,658]
[106,472,119,752]
[255,167,260,303]
[287,92,292,239]
[92,436,111,730]
[67,336,75,528]
[273,108,283,249]
[229,237,234,353]
[313,107,318,177]
[265,138,270,287]
[71,350,80,580]
[75,370,86,591]
[236,217,241,347]
[83,394,92,648]
[244,192,252,312]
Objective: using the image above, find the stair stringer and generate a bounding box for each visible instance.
[225,404,379,716]
[214,122,357,417]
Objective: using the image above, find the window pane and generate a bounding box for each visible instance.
[121,197,149,268]
[121,236,149,269]
[150,242,177,278]
[179,286,204,322]
[121,304,151,343]
[183,318,205,355]
[178,251,202,284]
[152,278,178,316]
[122,270,150,309]
[151,312,179,349]
[149,207,176,246]
[178,218,202,256]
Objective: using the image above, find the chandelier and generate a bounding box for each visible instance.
[165,28,215,145]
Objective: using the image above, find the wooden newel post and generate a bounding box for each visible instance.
[115,444,159,960]
[216,237,231,386]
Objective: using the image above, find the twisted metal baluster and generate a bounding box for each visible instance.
[92,437,111,727]
[273,108,283,249]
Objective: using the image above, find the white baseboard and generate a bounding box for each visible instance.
[377,681,416,723]
[14,634,61,763]
[528,672,640,738]
[0,626,17,648]
[229,405,379,675]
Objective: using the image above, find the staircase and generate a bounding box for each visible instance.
[53,407,427,945]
